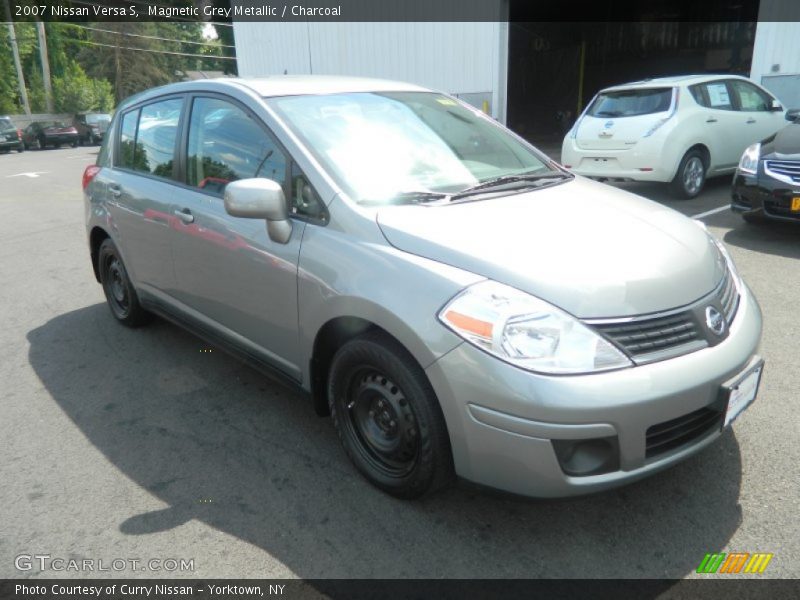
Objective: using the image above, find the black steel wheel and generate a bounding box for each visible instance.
[97,239,152,327]
[328,332,453,498]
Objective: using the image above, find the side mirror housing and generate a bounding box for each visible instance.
[224,178,292,244]
[786,108,800,122]
[770,99,784,112]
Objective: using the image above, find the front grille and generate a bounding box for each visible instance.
[646,406,722,459]
[589,265,739,363]
[716,266,738,322]
[592,313,701,357]
[765,159,800,184]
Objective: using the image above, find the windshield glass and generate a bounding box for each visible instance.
[0,118,12,129]
[86,114,111,124]
[588,88,673,118]
[267,92,551,203]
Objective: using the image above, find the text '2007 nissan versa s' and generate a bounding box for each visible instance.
[83,77,763,499]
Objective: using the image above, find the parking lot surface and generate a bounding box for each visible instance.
[1,147,798,580]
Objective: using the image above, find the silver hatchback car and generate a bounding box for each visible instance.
[83,76,763,499]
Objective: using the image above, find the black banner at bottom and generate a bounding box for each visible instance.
[2,579,798,600]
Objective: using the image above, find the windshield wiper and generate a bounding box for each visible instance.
[450,171,572,200]
[360,190,451,206]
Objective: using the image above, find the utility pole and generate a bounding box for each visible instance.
[35,21,54,113]
[3,0,31,115]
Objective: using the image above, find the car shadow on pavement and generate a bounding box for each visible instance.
[719,218,800,260]
[28,304,745,580]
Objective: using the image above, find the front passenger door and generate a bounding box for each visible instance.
[729,79,785,145]
[169,96,306,379]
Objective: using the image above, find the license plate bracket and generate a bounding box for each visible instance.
[720,358,764,428]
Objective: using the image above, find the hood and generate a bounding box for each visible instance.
[761,122,800,159]
[376,177,724,319]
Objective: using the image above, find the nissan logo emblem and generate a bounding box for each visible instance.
[705,306,726,336]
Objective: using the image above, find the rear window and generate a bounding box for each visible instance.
[587,88,673,118]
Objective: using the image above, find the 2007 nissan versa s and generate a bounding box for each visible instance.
[83,76,763,499]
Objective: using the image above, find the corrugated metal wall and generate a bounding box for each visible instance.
[233,22,507,122]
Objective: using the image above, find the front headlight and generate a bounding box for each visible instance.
[737,142,760,175]
[438,281,632,375]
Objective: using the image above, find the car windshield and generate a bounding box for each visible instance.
[267,91,552,204]
[0,118,12,128]
[86,114,111,124]
[588,87,673,118]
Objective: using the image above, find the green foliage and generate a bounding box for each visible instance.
[52,63,114,113]
[0,12,236,114]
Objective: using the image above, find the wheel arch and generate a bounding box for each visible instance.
[89,226,111,282]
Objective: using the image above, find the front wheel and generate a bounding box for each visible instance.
[71,140,78,148]
[98,239,152,327]
[328,332,454,499]
[671,150,707,199]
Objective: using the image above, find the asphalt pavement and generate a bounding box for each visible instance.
[1,146,798,581]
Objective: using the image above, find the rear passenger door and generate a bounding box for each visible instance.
[169,95,325,379]
[691,81,742,171]
[105,96,185,292]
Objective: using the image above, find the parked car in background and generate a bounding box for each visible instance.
[23,121,79,150]
[562,75,786,198]
[0,116,24,153]
[73,112,112,145]
[732,108,800,223]
[84,77,763,500]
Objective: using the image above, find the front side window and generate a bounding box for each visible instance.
[267,92,551,203]
[730,81,772,112]
[186,97,287,196]
[587,88,673,118]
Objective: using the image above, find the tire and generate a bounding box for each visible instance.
[90,133,97,145]
[17,144,24,153]
[328,331,454,499]
[71,140,78,148]
[671,149,707,199]
[97,239,152,327]
[35,137,44,150]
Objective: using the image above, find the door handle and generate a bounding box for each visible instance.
[174,208,194,224]
[746,118,756,124]
[109,184,122,197]
[706,117,717,123]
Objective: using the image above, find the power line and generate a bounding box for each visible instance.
[64,37,237,60]
[63,23,235,48]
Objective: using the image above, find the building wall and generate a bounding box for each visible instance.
[233,21,508,122]
[751,0,800,109]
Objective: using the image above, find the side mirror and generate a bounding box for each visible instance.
[770,99,783,112]
[786,108,800,122]
[224,178,292,244]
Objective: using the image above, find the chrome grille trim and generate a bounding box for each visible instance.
[585,265,740,364]
[764,159,800,184]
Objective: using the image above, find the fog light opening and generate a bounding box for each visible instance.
[552,436,620,477]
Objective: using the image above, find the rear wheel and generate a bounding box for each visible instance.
[35,136,44,150]
[16,144,24,153]
[328,332,454,499]
[671,149,707,199]
[98,239,152,327]
[71,140,78,148]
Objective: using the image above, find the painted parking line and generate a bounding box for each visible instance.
[692,205,730,219]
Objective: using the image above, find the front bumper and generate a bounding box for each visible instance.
[425,284,762,498]
[0,138,22,149]
[732,171,800,222]
[561,138,677,183]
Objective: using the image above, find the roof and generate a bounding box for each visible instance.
[602,73,750,91]
[229,75,430,97]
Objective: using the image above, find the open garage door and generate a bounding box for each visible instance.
[507,11,759,146]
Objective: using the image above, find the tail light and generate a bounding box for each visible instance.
[82,165,101,190]
[16,129,22,140]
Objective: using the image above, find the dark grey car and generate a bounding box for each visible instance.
[83,77,763,499]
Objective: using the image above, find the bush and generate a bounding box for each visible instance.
[52,62,114,113]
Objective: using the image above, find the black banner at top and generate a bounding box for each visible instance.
[8,0,800,23]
